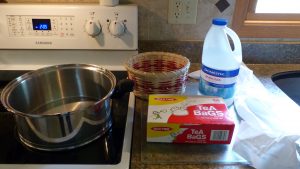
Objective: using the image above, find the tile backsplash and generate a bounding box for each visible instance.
[128,0,235,41]
[139,41,300,64]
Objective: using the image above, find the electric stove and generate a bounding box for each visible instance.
[0,71,135,169]
[0,4,138,169]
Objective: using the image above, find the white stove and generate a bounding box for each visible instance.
[0,3,137,169]
[0,4,138,70]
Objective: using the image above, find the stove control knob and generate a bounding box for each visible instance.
[85,19,101,37]
[108,20,126,37]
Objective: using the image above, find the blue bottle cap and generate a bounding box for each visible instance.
[212,18,228,26]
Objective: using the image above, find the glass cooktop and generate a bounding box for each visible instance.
[0,71,131,165]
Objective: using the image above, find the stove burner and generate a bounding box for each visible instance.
[0,71,130,165]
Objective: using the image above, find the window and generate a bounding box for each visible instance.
[232,0,300,38]
[255,0,300,13]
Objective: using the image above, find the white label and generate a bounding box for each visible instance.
[210,130,229,141]
[200,65,240,88]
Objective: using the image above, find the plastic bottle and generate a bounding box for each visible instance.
[199,18,242,106]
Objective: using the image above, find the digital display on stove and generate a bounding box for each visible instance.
[32,19,51,30]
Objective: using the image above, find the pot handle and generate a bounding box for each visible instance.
[111,79,134,99]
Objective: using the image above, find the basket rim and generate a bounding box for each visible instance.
[124,51,191,78]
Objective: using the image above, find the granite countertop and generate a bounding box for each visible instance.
[130,63,300,169]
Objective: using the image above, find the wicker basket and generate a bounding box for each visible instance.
[125,52,190,99]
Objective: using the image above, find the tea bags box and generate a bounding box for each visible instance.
[147,95,235,144]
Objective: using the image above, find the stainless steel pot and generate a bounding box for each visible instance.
[0,64,132,151]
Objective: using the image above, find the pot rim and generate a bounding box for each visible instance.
[0,63,117,118]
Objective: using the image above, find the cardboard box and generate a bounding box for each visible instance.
[147,94,235,144]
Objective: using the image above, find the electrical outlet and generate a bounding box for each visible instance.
[168,0,198,24]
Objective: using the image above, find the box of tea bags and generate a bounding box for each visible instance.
[147,94,235,144]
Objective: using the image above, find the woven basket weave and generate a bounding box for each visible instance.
[125,52,190,99]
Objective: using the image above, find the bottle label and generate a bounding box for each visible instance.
[200,65,239,88]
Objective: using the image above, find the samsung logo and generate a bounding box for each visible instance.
[35,41,52,45]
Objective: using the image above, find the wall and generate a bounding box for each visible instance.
[129,0,235,41]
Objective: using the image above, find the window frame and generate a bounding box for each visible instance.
[232,0,300,38]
